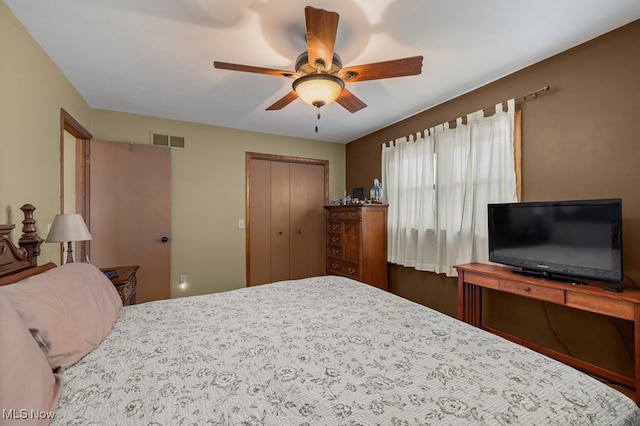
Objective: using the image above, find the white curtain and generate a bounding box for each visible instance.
[382,99,518,276]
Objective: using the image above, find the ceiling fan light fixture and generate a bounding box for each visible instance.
[293,74,345,108]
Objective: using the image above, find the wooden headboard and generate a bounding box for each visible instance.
[0,204,43,278]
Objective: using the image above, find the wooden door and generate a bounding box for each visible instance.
[248,159,271,285]
[89,140,171,303]
[270,161,291,282]
[289,162,325,279]
[247,153,328,286]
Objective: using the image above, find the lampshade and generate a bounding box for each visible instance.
[46,214,92,264]
[292,74,345,108]
[46,214,92,243]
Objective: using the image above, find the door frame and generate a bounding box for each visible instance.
[245,152,329,286]
[60,108,92,263]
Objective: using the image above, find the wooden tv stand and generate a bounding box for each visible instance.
[455,262,640,405]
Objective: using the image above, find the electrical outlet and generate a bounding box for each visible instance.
[179,275,187,289]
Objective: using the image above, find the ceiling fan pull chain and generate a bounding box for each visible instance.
[315,106,321,133]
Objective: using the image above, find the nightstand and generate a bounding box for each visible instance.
[101,265,139,306]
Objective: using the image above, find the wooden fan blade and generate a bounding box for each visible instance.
[305,6,339,71]
[266,91,299,110]
[214,61,297,78]
[336,89,367,113]
[339,56,423,83]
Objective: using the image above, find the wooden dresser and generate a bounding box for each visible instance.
[324,204,388,290]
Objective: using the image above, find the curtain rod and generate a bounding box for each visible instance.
[379,85,550,147]
[515,85,550,101]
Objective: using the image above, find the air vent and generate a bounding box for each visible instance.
[150,132,185,149]
[169,135,185,148]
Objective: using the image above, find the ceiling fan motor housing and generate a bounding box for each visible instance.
[295,52,342,75]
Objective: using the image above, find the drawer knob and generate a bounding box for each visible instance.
[524,287,531,292]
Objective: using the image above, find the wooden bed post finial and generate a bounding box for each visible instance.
[19,203,43,267]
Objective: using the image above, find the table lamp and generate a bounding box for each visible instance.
[46,214,92,263]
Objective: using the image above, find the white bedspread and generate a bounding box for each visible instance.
[53,276,640,425]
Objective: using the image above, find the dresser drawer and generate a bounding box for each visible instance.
[499,279,565,304]
[327,260,359,279]
[328,221,342,232]
[464,272,499,290]
[328,208,360,221]
[327,245,343,259]
[327,232,343,246]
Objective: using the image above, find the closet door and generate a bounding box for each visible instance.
[290,162,325,279]
[248,158,271,285]
[247,154,328,286]
[270,161,291,282]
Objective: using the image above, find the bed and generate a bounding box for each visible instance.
[2,206,640,425]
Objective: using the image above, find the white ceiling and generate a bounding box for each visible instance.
[5,1,640,144]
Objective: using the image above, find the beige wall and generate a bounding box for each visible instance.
[0,2,91,264]
[346,20,640,378]
[90,111,345,297]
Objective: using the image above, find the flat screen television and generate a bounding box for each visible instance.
[488,198,622,284]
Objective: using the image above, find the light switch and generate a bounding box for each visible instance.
[238,219,245,229]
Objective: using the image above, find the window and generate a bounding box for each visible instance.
[382,100,519,276]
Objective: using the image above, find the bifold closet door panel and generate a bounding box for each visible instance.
[305,163,326,277]
[290,162,325,279]
[270,161,291,282]
[248,158,272,286]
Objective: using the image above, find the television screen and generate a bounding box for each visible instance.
[488,199,622,283]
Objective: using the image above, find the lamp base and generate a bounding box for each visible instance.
[66,241,74,264]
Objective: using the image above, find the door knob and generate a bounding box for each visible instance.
[161,236,169,243]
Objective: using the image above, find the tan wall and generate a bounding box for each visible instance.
[0,2,91,264]
[346,20,640,377]
[90,110,345,297]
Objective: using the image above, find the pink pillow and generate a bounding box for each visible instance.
[0,263,122,371]
[0,296,63,425]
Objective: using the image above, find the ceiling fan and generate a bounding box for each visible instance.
[214,6,423,113]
